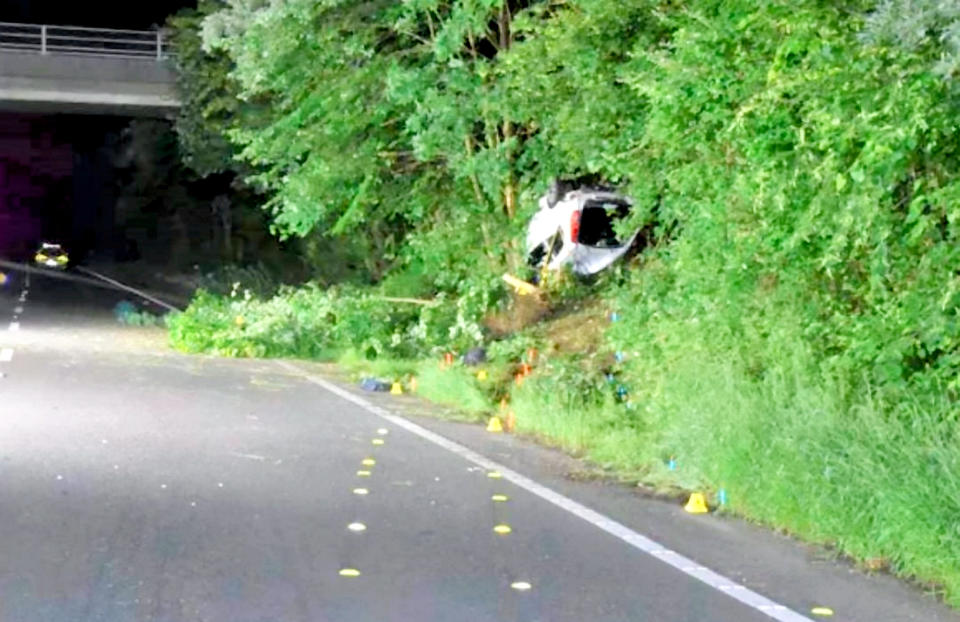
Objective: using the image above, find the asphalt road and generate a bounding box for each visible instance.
[0,266,956,622]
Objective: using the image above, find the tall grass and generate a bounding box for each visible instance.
[410,362,492,419]
[337,351,492,420]
[511,338,960,604]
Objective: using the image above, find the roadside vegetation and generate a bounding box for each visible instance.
[165,0,960,604]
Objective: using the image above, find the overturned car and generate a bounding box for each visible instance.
[526,186,638,277]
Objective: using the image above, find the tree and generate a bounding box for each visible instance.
[167,0,244,177]
[862,0,960,79]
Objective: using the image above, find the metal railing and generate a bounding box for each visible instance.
[0,22,171,60]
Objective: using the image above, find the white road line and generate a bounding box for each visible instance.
[277,360,814,622]
[8,322,20,332]
[0,348,12,362]
[14,306,23,314]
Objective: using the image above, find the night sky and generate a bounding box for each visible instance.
[0,1,194,29]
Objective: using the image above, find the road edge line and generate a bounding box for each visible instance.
[276,359,813,622]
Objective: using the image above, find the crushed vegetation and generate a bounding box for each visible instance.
[165,0,960,606]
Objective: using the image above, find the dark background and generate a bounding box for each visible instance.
[0,1,211,265]
[0,1,193,29]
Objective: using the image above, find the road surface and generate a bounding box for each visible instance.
[0,267,955,622]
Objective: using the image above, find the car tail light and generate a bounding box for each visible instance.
[570,210,581,243]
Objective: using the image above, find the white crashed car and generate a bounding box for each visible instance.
[526,188,638,276]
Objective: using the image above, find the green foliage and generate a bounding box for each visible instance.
[512,339,960,600]
[118,309,165,327]
[168,282,490,359]
[167,0,243,176]
[407,361,492,417]
[170,0,960,602]
[862,0,960,78]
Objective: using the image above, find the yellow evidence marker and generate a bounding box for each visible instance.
[338,568,361,577]
[684,492,709,514]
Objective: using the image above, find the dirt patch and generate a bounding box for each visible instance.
[484,284,609,358]
[484,291,550,336]
[537,303,609,355]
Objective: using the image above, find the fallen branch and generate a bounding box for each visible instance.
[376,296,438,306]
[502,273,541,296]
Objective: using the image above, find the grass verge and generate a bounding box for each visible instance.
[338,345,960,606]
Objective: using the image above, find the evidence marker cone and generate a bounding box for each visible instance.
[684,492,709,514]
[486,416,504,433]
[477,369,488,381]
[390,382,403,395]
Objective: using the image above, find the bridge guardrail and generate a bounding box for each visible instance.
[0,22,171,60]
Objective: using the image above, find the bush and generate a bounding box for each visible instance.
[168,278,497,360]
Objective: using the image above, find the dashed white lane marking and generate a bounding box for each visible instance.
[8,322,20,332]
[232,452,267,461]
[0,348,12,362]
[14,306,23,314]
[277,360,814,622]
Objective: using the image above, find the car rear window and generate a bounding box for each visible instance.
[578,201,630,247]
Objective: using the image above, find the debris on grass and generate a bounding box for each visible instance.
[359,378,391,392]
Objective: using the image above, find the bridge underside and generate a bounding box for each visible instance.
[0,50,179,117]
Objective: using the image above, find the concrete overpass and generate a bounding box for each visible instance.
[0,22,179,117]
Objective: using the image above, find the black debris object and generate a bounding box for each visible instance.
[462,347,487,366]
[360,378,391,392]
